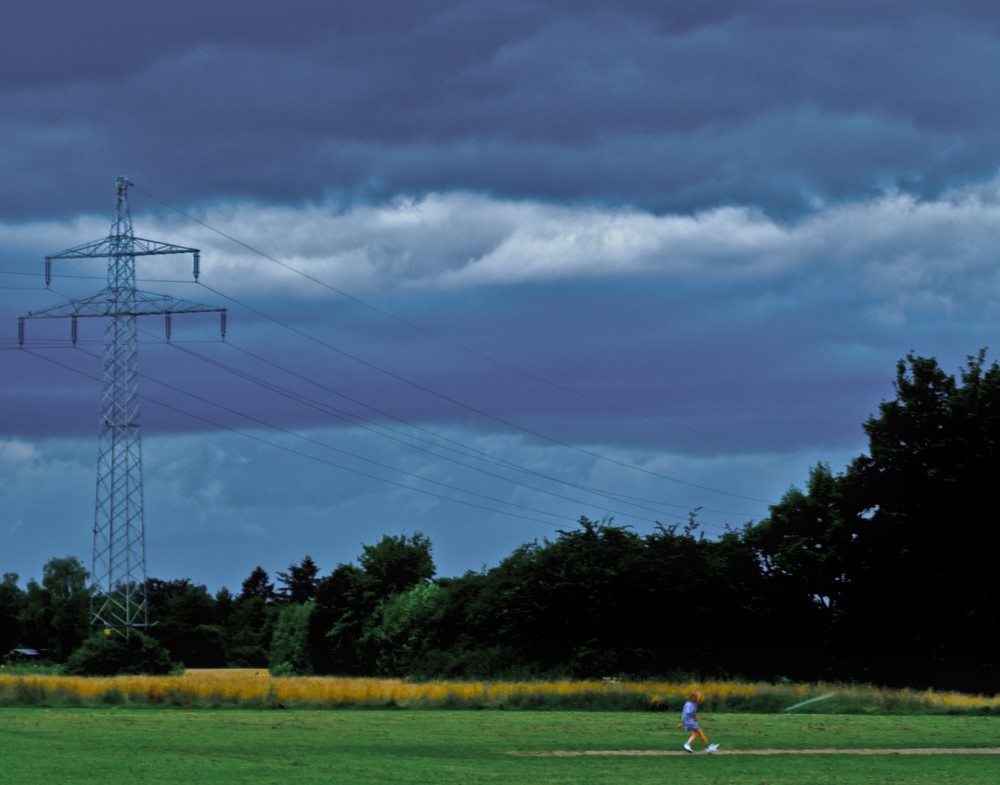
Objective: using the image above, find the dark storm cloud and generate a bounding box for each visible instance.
[4,1,1000,217]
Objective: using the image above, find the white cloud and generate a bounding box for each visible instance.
[0,215,114,262]
[0,438,40,467]
[35,181,977,318]
[11,179,1000,326]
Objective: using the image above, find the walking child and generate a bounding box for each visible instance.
[680,691,719,753]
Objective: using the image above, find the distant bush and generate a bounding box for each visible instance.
[0,660,61,676]
[64,631,174,676]
[269,661,297,677]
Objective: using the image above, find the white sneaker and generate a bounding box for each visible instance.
[683,742,693,753]
[706,743,719,752]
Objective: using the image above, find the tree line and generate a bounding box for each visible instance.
[2,351,998,692]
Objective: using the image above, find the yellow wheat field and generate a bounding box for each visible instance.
[1,669,997,711]
[0,669,713,705]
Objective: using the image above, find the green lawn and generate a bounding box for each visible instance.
[1,709,998,785]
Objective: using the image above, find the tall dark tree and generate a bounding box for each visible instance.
[240,566,277,603]
[308,562,368,674]
[744,463,863,678]
[844,351,1000,689]
[0,573,24,655]
[228,567,278,667]
[744,351,1000,689]
[748,463,859,613]
[213,585,236,651]
[276,555,321,604]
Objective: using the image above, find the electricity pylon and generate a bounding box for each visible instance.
[19,176,226,637]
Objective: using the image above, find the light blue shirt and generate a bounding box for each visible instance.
[681,700,700,730]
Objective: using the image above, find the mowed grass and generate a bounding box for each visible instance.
[1,709,998,785]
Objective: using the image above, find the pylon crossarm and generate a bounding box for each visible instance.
[22,289,226,320]
[128,290,226,315]
[46,236,200,260]
[20,290,119,320]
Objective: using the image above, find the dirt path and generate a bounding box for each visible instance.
[529,748,1000,756]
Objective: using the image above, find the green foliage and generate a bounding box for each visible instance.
[379,516,770,681]
[0,660,61,675]
[63,630,174,675]
[358,532,435,594]
[309,533,435,675]
[269,661,297,677]
[17,557,91,661]
[269,601,314,674]
[365,583,445,675]
[146,578,226,667]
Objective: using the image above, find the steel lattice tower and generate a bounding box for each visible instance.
[20,177,225,637]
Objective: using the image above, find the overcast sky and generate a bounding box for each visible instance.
[3,1,1000,592]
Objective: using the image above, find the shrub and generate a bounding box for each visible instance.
[64,631,174,676]
[269,661,297,677]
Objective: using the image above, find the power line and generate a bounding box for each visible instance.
[155,334,738,523]
[0,164,107,182]
[132,184,823,459]
[19,346,574,529]
[196,281,774,506]
[8,328,752,533]
[208,338,759,519]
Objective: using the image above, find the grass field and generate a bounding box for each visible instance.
[2,709,998,784]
